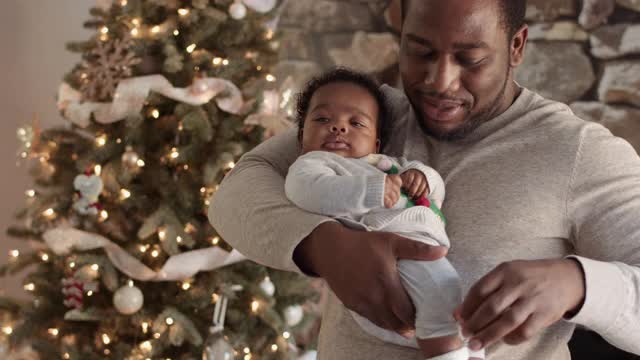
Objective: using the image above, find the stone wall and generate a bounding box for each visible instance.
[275,0,640,152]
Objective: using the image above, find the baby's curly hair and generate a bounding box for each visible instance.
[295,67,391,152]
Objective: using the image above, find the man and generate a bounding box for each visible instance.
[209,0,640,359]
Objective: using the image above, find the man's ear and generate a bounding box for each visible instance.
[510,24,528,68]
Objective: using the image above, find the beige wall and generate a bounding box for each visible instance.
[0,1,92,298]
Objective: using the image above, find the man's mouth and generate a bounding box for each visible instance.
[421,96,466,123]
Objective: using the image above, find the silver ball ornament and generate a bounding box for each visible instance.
[229,2,247,19]
[113,284,144,315]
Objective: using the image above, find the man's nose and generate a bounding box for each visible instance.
[425,57,461,94]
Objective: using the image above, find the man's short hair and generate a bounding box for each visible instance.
[400,0,527,37]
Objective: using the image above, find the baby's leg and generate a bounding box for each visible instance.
[398,258,483,359]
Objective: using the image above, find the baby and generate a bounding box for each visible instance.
[284,68,484,360]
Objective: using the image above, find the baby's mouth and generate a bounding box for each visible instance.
[323,140,350,150]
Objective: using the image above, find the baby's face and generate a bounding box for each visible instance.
[301,82,380,158]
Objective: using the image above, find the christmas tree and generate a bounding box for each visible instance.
[0,1,318,359]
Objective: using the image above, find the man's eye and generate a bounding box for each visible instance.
[314,118,329,122]
[459,57,485,67]
[351,121,365,128]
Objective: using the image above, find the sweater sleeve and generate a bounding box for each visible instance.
[285,152,386,217]
[564,123,640,355]
[208,129,336,273]
[396,157,446,208]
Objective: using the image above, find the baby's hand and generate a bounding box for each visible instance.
[400,169,430,199]
[384,174,403,208]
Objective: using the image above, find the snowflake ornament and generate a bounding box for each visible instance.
[78,34,141,101]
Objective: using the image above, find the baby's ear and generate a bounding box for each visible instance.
[375,139,381,153]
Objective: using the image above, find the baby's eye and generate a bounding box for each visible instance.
[313,117,330,123]
[351,121,365,127]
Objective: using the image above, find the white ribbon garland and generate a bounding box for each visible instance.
[57,75,244,128]
[43,227,245,281]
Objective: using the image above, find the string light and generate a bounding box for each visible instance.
[151,25,161,34]
[151,109,160,119]
[69,261,76,269]
[139,245,149,253]
[116,138,122,144]
[244,354,252,360]
[140,340,152,352]
[24,283,35,291]
[100,26,109,34]
[131,28,140,37]
[210,236,220,246]
[99,210,109,222]
[265,29,274,40]
[94,164,102,175]
[251,300,260,313]
[173,29,180,36]
[43,208,56,220]
[184,223,196,234]
[63,353,70,359]
[131,18,141,26]
[91,264,99,271]
[256,65,262,71]
[120,0,128,6]
[227,161,236,169]
[157,226,167,241]
[141,321,150,333]
[165,317,174,325]
[120,188,131,200]
[104,349,111,355]
[9,249,19,258]
[87,290,94,296]
[137,159,146,167]
[176,236,183,244]
[2,326,13,335]
[170,147,180,160]
[48,328,59,337]
[102,333,111,345]
[25,189,35,197]
[178,8,189,16]
[100,33,108,42]
[271,344,278,352]
[266,74,276,82]
[181,281,191,291]
[222,59,230,66]
[151,249,160,258]
[282,331,290,339]
[95,134,107,147]
[153,332,161,339]
[211,293,220,303]
[186,44,197,53]
[244,347,250,354]
[41,253,49,262]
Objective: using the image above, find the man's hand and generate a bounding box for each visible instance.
[400,169,430,199]
[294,222,448,335]
[453,259,585,351]
[384,174,403,208]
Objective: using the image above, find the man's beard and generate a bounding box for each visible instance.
[414,68,511,142]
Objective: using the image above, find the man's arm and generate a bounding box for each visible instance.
[208,129,335,273]
[563,123,640,354]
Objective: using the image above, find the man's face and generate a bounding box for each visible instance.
[400,0,522,141]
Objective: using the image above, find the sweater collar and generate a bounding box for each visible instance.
[405,85,536,149]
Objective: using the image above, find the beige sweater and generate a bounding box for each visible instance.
[209,85,640,359]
